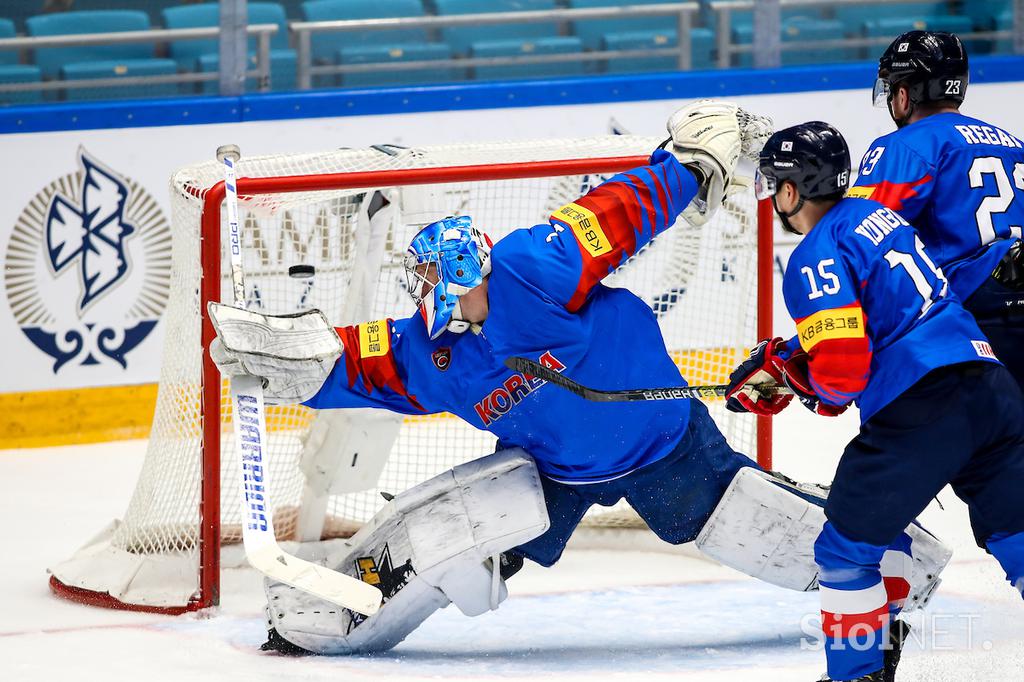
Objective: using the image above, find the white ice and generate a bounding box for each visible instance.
[2,408,1022,681]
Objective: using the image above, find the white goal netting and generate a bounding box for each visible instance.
[50,135,764,612]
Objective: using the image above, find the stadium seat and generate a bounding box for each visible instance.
[26,10,162,80]
[470,36,584,80]
[863,16,975,46]
[301,0,428,62]
[0,18,18,66]
[834,1,946,33]
[162,2,296,92]
[602,27,714,74]
[0,64,43,105]
[339,42,460,87]
[992,8,1014,54]
[434,0,563,56]
[61,59,178,101]
[568,0,686,52]
[732,17,853,67]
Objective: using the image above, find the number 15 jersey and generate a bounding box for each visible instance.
[783,197,998,422]
[851,112,1024,299]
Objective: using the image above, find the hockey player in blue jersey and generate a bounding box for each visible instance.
[852,31,1024,389]
[207,103,948,657]
[728,121,1024,682]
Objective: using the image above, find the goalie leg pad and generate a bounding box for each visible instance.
[695,468,951,609]
[266,448,549,655]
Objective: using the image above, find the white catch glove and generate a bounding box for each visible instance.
[208,302,343,405]
[666,99,773,225]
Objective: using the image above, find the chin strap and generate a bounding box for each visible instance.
[772,194,805,235]
[887,95,914,129]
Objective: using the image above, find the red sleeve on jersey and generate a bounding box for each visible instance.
[335,321,426,412]
[854,176,932,212]
[806,334,873,405]
[556,153,695,312]
[794,302,872,405]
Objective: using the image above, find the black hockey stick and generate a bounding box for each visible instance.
[504,356,790,402]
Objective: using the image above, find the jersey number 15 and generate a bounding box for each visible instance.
[970,156,1024,244]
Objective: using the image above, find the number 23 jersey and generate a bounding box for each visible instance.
[852,112,1024,299]
[783,197,998,422]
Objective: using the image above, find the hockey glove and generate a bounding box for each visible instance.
[778,348,849,417]
[725,337,793,416]
[208,302,343,404]
[665,100,773,226]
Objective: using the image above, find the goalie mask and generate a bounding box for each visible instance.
[405,216,492,340]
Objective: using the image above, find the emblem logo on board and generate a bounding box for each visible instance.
[3,147,171,373]
[432,346,451,371]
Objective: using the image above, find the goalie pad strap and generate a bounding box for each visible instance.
[266,448,549,655]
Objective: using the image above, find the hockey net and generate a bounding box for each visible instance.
[50,135,771,614]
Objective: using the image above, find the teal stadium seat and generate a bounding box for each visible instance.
[301,0,452,88]
[61,59,178,100]
[863,16,974,51]
[732,17,852,67]
[834,2,950,57]
[568,0,710,74]
[338,42,459,87]
[470,37,584,80]
[0,17,40,104]
[162,2,297,92]
[962,0,1012,54]
[0,65,43,105]
[602,28,714,74]
[434,0,583,80]
[434,0,576,54]
[0,18,19,66]
[26,10,167,79]
[26,10,178,101]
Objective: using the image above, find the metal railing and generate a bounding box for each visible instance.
[710,0,1021,69]
[0,24,278,96]
[290,3,700,90]
[0,1,1020,100]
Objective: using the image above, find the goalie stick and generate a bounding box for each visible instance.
[215,144,382,616]
[504,356,791,403]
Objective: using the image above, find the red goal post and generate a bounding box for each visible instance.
[50,136,774,614]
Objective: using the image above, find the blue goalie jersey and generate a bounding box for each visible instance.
[305,149,703,483]
[851,112,1024,299]
[783,197,999,422]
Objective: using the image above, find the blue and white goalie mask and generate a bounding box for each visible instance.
[404,216,492,340]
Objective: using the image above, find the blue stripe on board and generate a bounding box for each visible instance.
[3,55,1023,135]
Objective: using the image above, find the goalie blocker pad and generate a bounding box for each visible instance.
[695,468,951,611]
[265,448,549,655]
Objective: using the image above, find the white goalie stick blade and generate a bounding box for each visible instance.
[229,374,384,616]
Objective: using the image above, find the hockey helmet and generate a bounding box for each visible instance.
[756,122,850,233]
[874,31,968,122]
[404,216,492,340]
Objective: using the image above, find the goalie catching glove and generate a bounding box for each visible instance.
[665,99,774,225]
[208,302,342,404]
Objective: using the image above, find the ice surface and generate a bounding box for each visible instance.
[2,408,1022,681]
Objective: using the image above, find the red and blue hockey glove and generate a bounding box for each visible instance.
[725,337,794,416]
[779,348,849,417]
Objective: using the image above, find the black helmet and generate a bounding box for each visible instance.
[757,122,850,234]
[875,31,968,121]
[757,122,850,201]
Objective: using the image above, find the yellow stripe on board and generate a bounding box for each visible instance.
[3,348,748,449]
[0,384,159,450]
